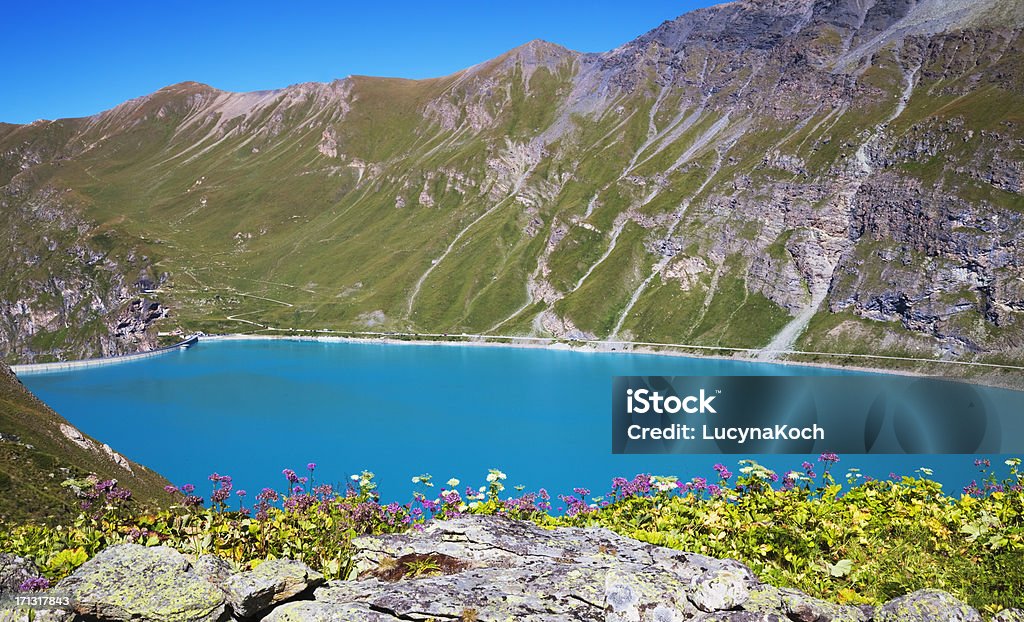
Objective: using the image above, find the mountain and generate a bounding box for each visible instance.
[0,361,168,522]
[1,0,1023,382]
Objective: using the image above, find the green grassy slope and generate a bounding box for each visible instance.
[0,8,1021,385]
[0,362,169,522]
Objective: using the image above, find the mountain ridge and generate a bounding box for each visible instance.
[1,0,1022,384]
[8,0,1024,127]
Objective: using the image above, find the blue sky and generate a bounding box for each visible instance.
[1,1,719,124]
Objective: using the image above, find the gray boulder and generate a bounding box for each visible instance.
[56,544,225,622]
[192,554,236,587]
[262,601,396,622]
[694,615,787,621]
[0,554,39,596]
[223,558,324,618]
[995,610,1024,622]
[317,515,804,621]
[690,567,751,612]
[876,589,981,622]
[0,609,73,622]
[744,585,871,621]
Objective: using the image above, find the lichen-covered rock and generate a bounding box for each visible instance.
[0,609,73,622]
[689,567,751,612]
[743,585,870,621]
[876,589,982,622]
[995,610,1024,622]
[318,515,797,621]
[223,558,324,618]
[56,544,225,622]
[0,554,39,596]
[695,614,787,621]
[192,554,236,587]
[262,601,395,622]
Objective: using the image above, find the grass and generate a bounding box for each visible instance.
[546,226,607,292]
[554,222,654,335]
[619,273,710,343]
[0,362,169,523]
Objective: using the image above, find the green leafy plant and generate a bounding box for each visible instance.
[2,457,1021,616]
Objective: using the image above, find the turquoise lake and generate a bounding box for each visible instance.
[17,339,1018,505]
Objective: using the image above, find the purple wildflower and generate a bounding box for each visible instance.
[256,487,279,502]
[19,577,50,592]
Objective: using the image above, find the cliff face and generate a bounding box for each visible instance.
[1,0,1022,373]
[0,361,169,521]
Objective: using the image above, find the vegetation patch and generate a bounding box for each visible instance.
[1,458,1021,617]
[362,552,470,582]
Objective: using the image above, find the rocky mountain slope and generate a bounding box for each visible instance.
[1,0,1023,379]
[0,361,168,522]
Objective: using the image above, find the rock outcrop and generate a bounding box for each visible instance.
[4,517,1013,622]
[57,545,227,622]
[220,559,325,618]
[49,545,326,622]
[0,554,38,597]
[875,589,983,622]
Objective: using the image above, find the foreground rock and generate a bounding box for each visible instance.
[262,601,395,622]
[317,515,951,621]
[0,609,73,622]
[0,554,38,597]
[22,517,994,622]
[876,589,982,622]
[51,545,324,622]
[57,545,226,622]
[330,515,758,620]
[222,559,324,618]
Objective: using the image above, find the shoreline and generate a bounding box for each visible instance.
[10,331,1023,390]
[204,332,895,376]
[10,335,198,375]
[207,333,1024,386]
[5,330,935,381]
